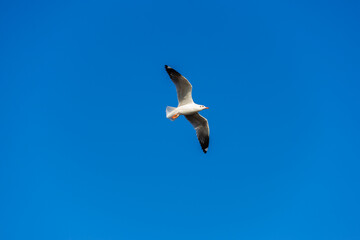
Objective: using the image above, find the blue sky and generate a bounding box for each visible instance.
[1,0,360,239]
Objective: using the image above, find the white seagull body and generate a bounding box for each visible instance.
[165,65,210,153]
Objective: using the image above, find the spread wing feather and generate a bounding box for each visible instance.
[165,65,194,106]
[185,113,210,153]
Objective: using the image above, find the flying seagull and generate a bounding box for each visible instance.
[165,65,210,153]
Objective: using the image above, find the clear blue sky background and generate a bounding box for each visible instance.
[1,0,360,239]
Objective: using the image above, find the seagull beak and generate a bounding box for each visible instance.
[205,107,209,109]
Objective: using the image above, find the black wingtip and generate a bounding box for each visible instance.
[165,65,169,69]
[201,139,209,154]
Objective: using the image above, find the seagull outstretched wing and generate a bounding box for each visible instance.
[165,65,194,106]
[185,113,210,153]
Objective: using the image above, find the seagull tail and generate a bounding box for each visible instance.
[166,106,177,121]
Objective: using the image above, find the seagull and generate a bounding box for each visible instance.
[165,65,210,153]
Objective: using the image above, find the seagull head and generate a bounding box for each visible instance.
[199,105,209,111]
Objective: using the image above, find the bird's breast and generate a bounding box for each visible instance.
[177,105,199,115]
